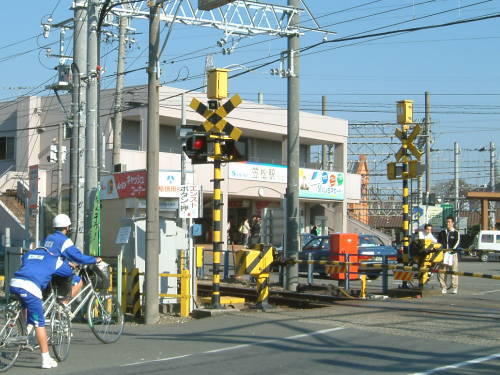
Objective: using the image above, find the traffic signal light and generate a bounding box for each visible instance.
[183,133,208,164]
[221,139,245,162]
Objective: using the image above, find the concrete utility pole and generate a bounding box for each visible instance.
[454,142,460,221]
[321,95,328,170]
[424,91,431,202]
[70,2,87,248]
[490,142,496,228]
[285,0,300,292]
[145,2,160,325]
[57,122,64,213]
[85,0,99,249]
[112,15,128,170]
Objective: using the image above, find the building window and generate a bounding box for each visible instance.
[0,137,14,160]
[160,125,180,153]
[122,120,141,150]
[481,234,494,243]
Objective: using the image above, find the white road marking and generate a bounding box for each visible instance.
[472,289,500,296]
[122,326,345,367]
[123,354,192,367]
[410,352,500,374]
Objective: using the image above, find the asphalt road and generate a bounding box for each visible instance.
[6,258,500,375]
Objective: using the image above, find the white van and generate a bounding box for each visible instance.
[472,230,500,262]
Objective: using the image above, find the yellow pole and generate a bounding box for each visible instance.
[360,274,367,299]
[180,269,190,317]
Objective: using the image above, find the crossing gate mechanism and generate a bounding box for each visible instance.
[236,244,274,276]
[236,244,274,311]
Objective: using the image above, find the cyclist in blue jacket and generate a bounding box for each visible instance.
[43,214,102,299]
[10,247,74,369]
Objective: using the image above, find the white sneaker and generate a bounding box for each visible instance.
[41,357,58,369]
[450,288,458,294]
[441,288,447,294]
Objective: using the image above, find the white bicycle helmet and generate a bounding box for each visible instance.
[53,213,71,228]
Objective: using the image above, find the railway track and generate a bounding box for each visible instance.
[196,283,499,321]
[197,282,355,307]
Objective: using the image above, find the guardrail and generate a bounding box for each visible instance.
[286,258,500,280]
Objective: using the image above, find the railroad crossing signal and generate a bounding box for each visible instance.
[387,160,421,180]
[189,94,242,141]
[395,124,422,162]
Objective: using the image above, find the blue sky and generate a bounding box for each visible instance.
[0,0,499,186]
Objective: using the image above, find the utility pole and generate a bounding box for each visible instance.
[70,2,87,248]
[321,95,328,170]
[145,1,160,325]
[180,93,195,311]
[490,142,496,229]
[454,142,460,222]
[57,122,64,214]
[424,91,431,203]
[112,15,128,170]
[85,0,99,250]
[285,0,300,292]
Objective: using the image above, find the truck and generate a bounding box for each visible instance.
[471,230,500,262]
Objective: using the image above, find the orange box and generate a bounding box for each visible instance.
[329,233,359,280]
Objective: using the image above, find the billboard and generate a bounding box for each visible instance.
[228,162,345,200]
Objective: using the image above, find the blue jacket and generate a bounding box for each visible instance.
[10,248,73,299]
[43,231,97,265]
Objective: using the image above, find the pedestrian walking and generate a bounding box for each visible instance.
[238,217,251,248]
[438,216,460,294]
[310,225,318,236]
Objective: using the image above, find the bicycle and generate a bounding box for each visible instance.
[44,263,124,344]
[0,291,71,372]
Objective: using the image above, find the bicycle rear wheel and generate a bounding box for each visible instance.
[50,306,71,362]
[87,293,124,344]
[0,303,23,372]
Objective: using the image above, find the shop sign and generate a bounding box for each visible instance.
[101,170,193,200]
[299,168,344,200]
[229,162,345,200]
[100,170,147,199]
[28,165,39,209]
[179,185,203,218]
[228,162,287,183]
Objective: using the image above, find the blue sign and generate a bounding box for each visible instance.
[191,224,202,237]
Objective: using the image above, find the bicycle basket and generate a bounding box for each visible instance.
[85,264,110,291]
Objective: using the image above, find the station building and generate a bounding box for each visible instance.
[0,85,361,251]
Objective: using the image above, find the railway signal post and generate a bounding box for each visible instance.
[188,68,243,308]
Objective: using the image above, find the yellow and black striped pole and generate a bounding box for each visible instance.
[212,134,223,309]
[131,268,142,318]
[402,124,410,266]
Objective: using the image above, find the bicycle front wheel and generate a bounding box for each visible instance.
[0,303,23,372]
[87,293,124,344]
[50,306,71,362]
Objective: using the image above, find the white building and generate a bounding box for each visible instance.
[0,85,361,251]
